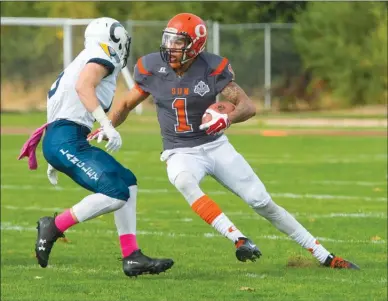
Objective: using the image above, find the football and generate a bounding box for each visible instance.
[202,102,236,124]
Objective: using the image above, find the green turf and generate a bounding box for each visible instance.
[1,113,387,301]
[1,112,386,136]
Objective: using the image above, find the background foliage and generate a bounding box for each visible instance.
[1,1,387,107]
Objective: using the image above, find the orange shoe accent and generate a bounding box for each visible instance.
[235,238,245,248]
[191,195,222,224]
[330,257,350,269]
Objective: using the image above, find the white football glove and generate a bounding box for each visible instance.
[47,164,58,185]
[89,106,122,153]
[87,127,104,142]
[199,109,231,135]
[98,120,122,152]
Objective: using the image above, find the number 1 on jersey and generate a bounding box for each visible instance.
[172,98,193,133]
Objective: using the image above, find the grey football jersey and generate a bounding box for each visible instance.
[134,52,234,150]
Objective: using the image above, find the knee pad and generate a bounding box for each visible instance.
[239,176,271,208]
[98,195,126,212]
[173,172,203,205]
[174,172,197,194]
[246,190,272,209]
[98,172,130,201]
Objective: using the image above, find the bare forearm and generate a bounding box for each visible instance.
[108,89,148,128]
[108,103,131,128]
[77,86,101,113]
[228,102,256,124]
[220,81,256,124]
[76,63,109,114]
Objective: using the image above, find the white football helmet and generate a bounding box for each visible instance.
[84,17,131,68]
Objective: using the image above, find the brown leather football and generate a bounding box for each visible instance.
[202,102,235,123]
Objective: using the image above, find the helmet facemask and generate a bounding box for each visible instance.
[160,31,195,68]
[109,23,131,69]
[120,34,131,68]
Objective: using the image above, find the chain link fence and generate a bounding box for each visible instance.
[1,18,303,112]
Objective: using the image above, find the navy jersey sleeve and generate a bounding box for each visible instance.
[133,57,152,94]
[210,58,235,94]
[86,43,121,77]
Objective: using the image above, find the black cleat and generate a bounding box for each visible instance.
[35,215,64,268]
[122,249,174,277]
[235,237,262,262]
[323,253,360,270]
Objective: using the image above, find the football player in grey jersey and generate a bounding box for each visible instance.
[89,13,358,270]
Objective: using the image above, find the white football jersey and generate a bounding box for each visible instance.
[47,42,121,129]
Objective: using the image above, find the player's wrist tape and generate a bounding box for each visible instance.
[92,106,110,126]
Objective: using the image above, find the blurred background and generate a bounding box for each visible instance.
[1,4,387,300]
[1,1,387,113]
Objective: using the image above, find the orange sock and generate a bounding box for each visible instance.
[191,195,222,224]
[191,195,244,242]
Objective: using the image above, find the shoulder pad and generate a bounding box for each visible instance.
[199,52,229,76]
[136,52,162,75]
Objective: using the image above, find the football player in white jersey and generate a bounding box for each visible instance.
[19,17,174,277]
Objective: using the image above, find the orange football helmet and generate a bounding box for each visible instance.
[160,13,207,68]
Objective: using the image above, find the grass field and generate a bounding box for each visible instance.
[1,112,387,301]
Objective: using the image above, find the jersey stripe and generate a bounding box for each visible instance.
[136,57,152,75]
[210,58,229,76]
[87,58,115,76]
[134,83,149,96]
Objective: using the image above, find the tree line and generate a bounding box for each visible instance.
[1,1,386,106]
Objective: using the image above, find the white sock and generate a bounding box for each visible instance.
[174,172,246,243]
[72,193,125,222]
[254,199,330,263]
[211,213,245,242]
[290,228,330,263]
[114,185,137,235]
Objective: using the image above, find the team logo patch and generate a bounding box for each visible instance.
[194,80,210,97]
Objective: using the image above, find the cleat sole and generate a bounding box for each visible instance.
[236,246,262,262]
[148,260,174,275]
[124,260,174,277]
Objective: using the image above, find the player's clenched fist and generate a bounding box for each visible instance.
[199,109,231,135]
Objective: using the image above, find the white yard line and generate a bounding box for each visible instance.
[7,150,387,158]
[245,273,387,284]
[1,222,386,245]
[2,205,386,220]
[3,174,386,188]
[141,177,386,187]
[1,184,386,202]
[5,264,386,284]
[270,192,386,202]
[246,158,387,164]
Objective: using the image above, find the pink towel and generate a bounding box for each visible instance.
[17,123,48,170]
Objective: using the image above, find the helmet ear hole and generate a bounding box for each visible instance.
[119,44,122,50]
